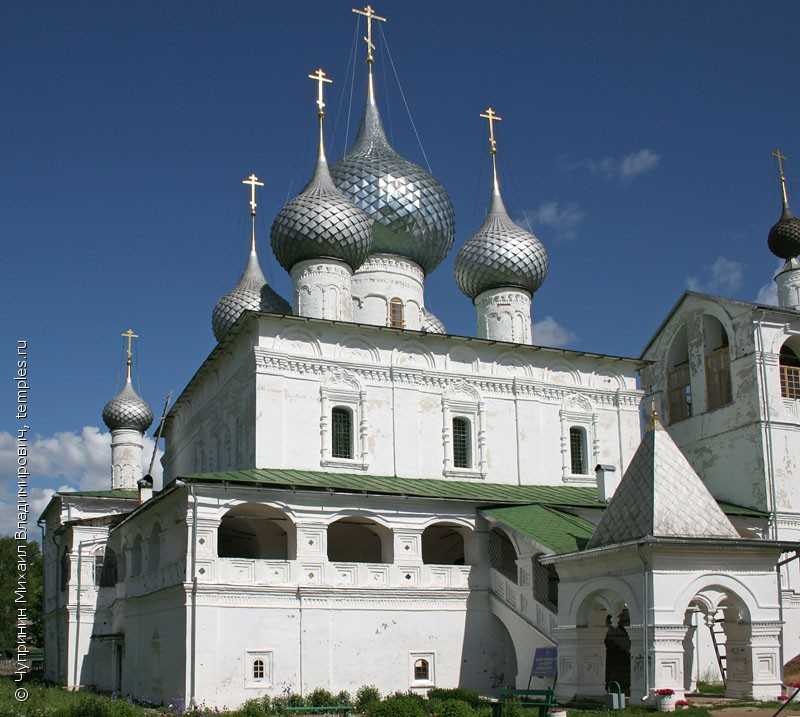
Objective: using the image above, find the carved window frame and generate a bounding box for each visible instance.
[560,394,598,483]
[409,651,436,688]
[320,371,369,471]
[441,384,487,480]
[244,649,273,688]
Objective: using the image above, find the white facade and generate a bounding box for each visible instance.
[350,254,426,331]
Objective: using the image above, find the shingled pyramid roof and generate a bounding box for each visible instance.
[587,417,739,549]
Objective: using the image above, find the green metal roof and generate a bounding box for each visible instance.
[179,468,768,518]
[483,504,596,554]
[181,468,607,506]
[58,489,138,500]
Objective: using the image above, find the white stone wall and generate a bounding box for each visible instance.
[291,259,354,322]
[111,428,145,490]
[350,254,425,330]
[474,288,532,344]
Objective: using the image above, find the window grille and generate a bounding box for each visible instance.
[389,298,405,328]
[253,659,265,680]
[331,407,353,459]
[780,344,800,399]
[667,363,692,423]
[705,347,732,410]
[414,659,429,681]
[569,427,586,475]
[452,417,471,469]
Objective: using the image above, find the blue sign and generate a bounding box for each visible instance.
[531,647,558,677]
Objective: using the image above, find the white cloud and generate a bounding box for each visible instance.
[756,261,784,305]
[561,148,661,180]
[687,256,744,296]
[523,201,584,241]
[534,316,577,348]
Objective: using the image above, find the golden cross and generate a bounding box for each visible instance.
[308,67,333,117]
[773,148,787,178]
[121,328,138,361]
[241,173,264,217]
[352,5,386,64]
[480,107,503,155]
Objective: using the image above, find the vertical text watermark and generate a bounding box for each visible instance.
[14,339,31,702]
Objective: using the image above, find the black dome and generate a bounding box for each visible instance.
[768,209,800,260]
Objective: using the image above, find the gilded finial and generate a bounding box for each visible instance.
[121,328,139,381]
[308,67,333,118]
[772,148,790,211]
[241,173,265,253]
[480,107,503,198]
[352,5,387,65]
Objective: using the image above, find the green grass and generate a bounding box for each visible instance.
[568,709,711,717]
[695,683,726,696]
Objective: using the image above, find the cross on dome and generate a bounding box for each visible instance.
[352,5,386,65]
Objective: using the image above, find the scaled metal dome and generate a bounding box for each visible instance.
[331,75,455,274]
[272,130,372,272]
[455,181,549,300]
[212,243,291,342]
[769,208,800,260]
[102,375,153,432]
[421,309,446,334]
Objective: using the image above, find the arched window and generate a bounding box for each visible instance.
[488,529,518,583]
[148,523,161,573]
[100,548,118,587]
[780,338,800,399]
[452,417,472,469]
[667,325,692,423]
[218,504,293,560]
[59,546,70,592]
[327,517,393,563]
[703,315,732,410]
[331,406,353,459]
[389,298,405,328]
[569,426,587,475]
[414,659,429,681]
[131,535,143,577]
[94,549,105,587]
[253,659,265,681]
[532,556,559,611]
[422,523,467,565]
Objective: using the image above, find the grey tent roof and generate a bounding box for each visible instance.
[587,417,739,549]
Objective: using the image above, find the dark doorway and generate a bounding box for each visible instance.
[605,608,631,695]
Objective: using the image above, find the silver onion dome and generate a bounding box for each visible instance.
[331,73,455,274]
[421,308,446,334]
[455,174,549,300]
[271,117,372,272]
[212,242,291,342]
[102,372,153,433]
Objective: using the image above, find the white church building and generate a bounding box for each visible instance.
[39,7,800,710]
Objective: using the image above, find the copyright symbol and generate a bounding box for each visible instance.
[15,687,28,701]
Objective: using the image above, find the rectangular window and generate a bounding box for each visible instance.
[331,407,353,459]
[667,363,692,423]
[705,348,732,410]
[569,427,586,475]
[389,299,405,328]
[452,417,471,469]
[781,365,800,399]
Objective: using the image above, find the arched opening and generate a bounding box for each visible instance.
[414,658,430,681]
[422,523,468,565]
[452,416,472,469]
[532,556,559,611]
[703,315,732,410]
[488,528,518,583]
[331,406,354,459]
[218,503,294,560]
[569,426,588,475]
[667,325,692,423]
[148,522,161,573]
[94,549,105,587]
[780,337,800,399]
[131,535,143,577]
[389,298,405,328]
[604,607,631,696]
[327,516,393,563]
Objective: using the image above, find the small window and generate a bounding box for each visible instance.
[331,407,353,459]
[569,427,587,475]
[452,417,471,469]
[780,341,800,400]
[389,298,405,328]
[253,659,265,680]
[94,550,105,587]
[414,659,429,681]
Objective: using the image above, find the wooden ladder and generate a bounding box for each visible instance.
[708,617,727,685]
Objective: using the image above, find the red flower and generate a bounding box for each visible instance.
[655,689,675,697]
[676,700,689,707]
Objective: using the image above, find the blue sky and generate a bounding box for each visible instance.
[0,0,796,523]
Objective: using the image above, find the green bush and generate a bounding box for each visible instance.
[355,685,381,713]
[336,690,354,707]
[308,688,337,707]
[367,695,427,717]
[438,700,475,717]
[288,693,308,708]
[427,689,483,708]
[425,698,444,716]
[238,698,271,717]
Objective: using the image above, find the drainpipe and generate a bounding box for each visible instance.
[637,544,651,702]
[188,481,197,708]
[513,378,522,486]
